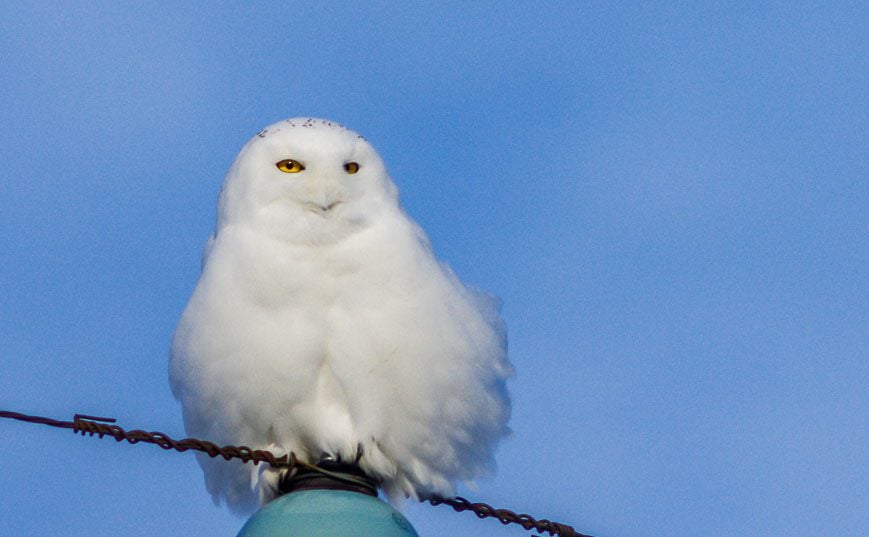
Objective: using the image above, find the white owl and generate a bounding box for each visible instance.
[169,118,511,514]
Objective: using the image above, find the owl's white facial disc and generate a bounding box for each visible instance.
[216,118,397,245]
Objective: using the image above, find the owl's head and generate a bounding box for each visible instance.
[215,118,398,245]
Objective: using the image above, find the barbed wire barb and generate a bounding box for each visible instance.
[1,408,593,537]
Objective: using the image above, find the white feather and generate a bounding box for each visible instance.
[170,118,511,514]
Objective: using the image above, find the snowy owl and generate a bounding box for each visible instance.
[170,118,511,514]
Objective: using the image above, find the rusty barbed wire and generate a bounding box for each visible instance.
[0,409,295,467]
[0,409,593,537]
[428,496,593,537]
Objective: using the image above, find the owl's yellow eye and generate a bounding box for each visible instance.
[276,159,305,173]
[344,162,360,174]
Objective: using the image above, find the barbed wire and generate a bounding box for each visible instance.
[0,409,593,537]
[428,496,592,537]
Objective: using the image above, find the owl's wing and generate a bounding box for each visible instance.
[200,233,216,270]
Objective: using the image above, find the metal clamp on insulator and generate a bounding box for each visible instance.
[278,460,379,497]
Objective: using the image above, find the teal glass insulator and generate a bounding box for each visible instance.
[236,489,419,537]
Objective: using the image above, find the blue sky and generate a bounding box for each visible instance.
[0,2,865,536]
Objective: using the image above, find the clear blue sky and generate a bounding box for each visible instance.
[0,3,865,536]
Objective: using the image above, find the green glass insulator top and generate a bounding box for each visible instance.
[236,489,419,537]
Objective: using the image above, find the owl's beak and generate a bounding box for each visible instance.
[304,201,342,215]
